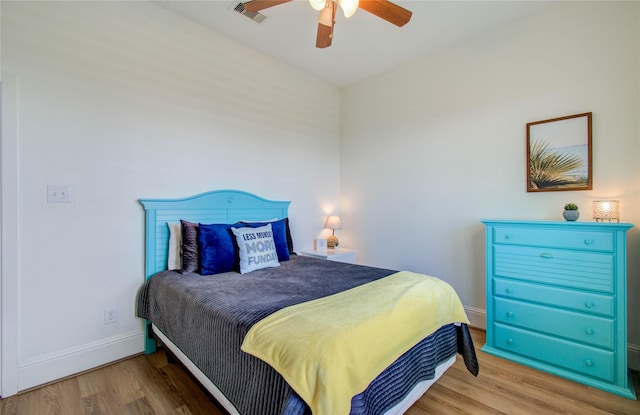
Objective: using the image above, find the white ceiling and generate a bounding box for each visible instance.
[155,0,553,87]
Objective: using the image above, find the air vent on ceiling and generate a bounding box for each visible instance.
[231,1,267,24]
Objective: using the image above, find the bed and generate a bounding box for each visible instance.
[136,189,478,415]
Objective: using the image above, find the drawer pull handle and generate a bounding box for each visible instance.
[585,360,593,367]
[506,312,514,318]
[584,239,593,245]
[585,301,594,308]
[506,288,513,294]
[507,339,513,345]
[504,234,512,240]
[540,253,553,258]
[585,328,594,335]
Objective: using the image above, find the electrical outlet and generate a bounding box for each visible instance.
[104,307,118,325]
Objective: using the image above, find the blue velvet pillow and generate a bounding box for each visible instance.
[197,223,242,275]
[241,219,291,262]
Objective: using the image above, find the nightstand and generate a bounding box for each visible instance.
[300,248,357,264]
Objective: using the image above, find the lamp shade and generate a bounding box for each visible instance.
[325,215,342,230]
[593,200,620,222]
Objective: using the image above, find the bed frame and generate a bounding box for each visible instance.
[138,189,468,415]
[139,189,290,353]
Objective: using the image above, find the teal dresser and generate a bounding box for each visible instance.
[482,220,636,399]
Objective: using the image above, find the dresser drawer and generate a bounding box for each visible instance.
[494,324,614,383]
[494,298,614,349]
[493,227,613,252]
[494,278,614,317]
[494,244,614,293]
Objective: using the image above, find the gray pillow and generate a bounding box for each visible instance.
[180,220,199,274]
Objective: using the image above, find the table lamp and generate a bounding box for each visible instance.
[593,200,620,222]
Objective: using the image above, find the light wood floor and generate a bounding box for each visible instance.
[2,328,638,415]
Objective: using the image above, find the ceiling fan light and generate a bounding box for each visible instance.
[338,0,358,18]
[309,0,326,11]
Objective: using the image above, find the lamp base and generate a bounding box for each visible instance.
[327,235,339,248]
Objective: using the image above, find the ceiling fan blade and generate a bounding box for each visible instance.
[316,1,336,48]
[358,0,412,27]
[242,0,293,13]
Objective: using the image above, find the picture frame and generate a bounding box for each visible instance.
[526,112,592,192]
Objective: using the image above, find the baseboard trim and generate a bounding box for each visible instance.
[18,331,143,391]
[464,305,486,330]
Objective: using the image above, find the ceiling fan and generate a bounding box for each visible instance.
[242,0,412,48]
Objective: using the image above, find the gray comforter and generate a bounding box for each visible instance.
[137,255,477,415]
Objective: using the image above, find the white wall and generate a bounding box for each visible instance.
[1,1,340,392]
[340,1,640,358]
[2,0,639,395]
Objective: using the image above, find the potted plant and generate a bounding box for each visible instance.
[563,203,579,221]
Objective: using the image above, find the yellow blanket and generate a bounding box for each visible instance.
[241,271,469,415]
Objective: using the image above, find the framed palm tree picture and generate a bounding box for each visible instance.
[526,112,592,192]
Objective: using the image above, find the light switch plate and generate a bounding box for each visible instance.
[47,185,71,203]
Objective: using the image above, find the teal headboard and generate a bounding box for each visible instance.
[139,189,291,280]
